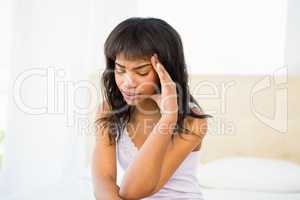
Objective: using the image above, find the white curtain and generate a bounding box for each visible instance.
[0,0,137,199]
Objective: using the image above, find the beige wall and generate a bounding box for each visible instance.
[189,74,300,164]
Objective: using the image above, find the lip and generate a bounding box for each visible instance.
[121,90,140,96]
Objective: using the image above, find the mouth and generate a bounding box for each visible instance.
[121,90,140,96]
[121,90,141,99]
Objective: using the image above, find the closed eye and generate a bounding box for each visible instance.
[115,68,149,76]
[115,68,126,73]
[137,72,149,76]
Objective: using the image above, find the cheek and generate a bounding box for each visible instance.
[114,73,122,88]
[138,73,160,93]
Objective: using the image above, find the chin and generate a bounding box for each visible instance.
[123,95,146,106]
[124,100,137,105]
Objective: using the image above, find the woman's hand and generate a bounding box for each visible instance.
[149,54,178,123]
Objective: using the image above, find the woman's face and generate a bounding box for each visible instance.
[114,53,159,105]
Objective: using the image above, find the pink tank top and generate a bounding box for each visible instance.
[116,102,205,200]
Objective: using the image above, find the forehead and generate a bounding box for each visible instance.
[115,52,150,64]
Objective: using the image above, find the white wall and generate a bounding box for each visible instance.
[284,0,300,75]
[0,0,13,130]
[0,0,13,74]
[138,0,287,75]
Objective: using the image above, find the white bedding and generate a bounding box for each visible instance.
[201,187,300,200]
[197,156,300,200]
[196,157,300,193]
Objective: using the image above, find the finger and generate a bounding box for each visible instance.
[150,55,164,81]
[151,54,173,83]
[153,54,171,78]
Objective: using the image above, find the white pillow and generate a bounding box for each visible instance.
[196,156,300,193]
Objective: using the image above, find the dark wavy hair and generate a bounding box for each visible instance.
[95,17,213,145]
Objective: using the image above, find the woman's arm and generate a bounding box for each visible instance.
[119,117,175,199]
[91,102,123,200]
[91,140,123,200]
[92,175,122,200]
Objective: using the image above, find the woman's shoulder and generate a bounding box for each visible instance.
[183,102,208,136]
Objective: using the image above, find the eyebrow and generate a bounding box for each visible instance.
[115,62,151,70]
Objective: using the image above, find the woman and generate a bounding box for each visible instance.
[92,17,213,200]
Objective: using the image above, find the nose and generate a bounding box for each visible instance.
[123,73,138,88]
